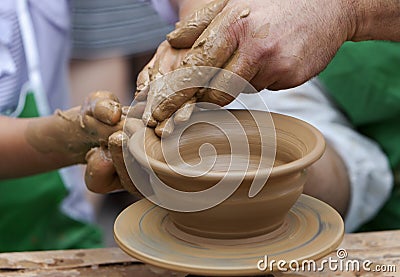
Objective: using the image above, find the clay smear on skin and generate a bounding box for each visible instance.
[153,25,235,121]
[167,0,229,48]
[152,5,253,128]
[108,130,138,194]
[25,92,121,157]
[252,23,271,39]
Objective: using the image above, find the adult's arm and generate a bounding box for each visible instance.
[352,0,400,41]
[148,0,400,123]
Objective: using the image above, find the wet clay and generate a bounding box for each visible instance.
[252,22,271,39]
[139,42,189,130]
[91,99,122,125]
[26,92,123,163]
[173,97,196,124]
[125,102,146,119]
[109,131,140,196]
[81,91,121,125]
[155,118,175,138]
[129,110,326,239]
[84,146,122,193]
[133,42,197,135]
[142,55,163,128]
[167,0,229,49]
[124,118,145,138]
[152,4,253,123]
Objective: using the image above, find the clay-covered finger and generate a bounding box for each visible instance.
[109,131,140,196]
[141,42,190,127]
[141,47,166,127]
[198,51,259,106]
[167,0,229,49]
[82,115,124,145]
[85,147,122,193]
[155,118,175,137]
[81,91,122,125]
[134,86,149,102]
[174,97,196,124]
[141,43,171,127]
[81,91,120,114]
[121,106,130,116]
[92,98,122,125]
[152,7,243,122]
[142,112,158,128]
[125,102,146,119]
[85,91,119,104]
[124,118,145,137]
[135,56,155,100]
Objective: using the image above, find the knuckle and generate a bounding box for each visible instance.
[206,89,234,106]
[230,15,250,42]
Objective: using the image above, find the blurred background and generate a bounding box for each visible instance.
[69,0,173,247]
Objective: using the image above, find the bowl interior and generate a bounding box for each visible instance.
[137,110,325,178]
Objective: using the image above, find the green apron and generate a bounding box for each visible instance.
[0,0,102,252]
[319,41,400,231]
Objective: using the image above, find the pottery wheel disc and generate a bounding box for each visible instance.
[114,194,344,276]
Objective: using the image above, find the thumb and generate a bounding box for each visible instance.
[109,131,141,197]
[167,0,229,48]
[85,147,122,193]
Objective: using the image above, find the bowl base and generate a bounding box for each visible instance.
[167,218,289,245]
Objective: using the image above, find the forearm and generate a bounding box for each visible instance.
[349,0,400,41]
[0,116,76,179]
[304,144,350,217]
[0,92,123,179]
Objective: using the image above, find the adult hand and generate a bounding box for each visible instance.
[134,41,192,137]
[149,0,357,123]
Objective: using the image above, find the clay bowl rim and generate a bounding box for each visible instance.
[130,110,326,179]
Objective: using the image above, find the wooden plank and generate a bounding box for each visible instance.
[0,248,136,270]
[0,231,399,276]
[0,264,177,277]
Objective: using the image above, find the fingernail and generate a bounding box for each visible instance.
[93,99,122,125]
[166,29,178,41]
[142,112,158,127]
[100,147,112,161]
[108,132,126,148]
[135,85,149,101]
[85,148,97,162]
[121,106,130,116]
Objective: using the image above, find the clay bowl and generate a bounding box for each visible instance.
[129,110,325,239]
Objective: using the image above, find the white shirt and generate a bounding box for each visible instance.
[0,0,71,114]
[0,0,94,224]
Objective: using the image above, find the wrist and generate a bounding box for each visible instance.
[26,110,87,164]
[338,0,360,41]
[347,0,373,41]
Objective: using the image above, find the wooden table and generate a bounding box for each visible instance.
[0,230,399,277]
